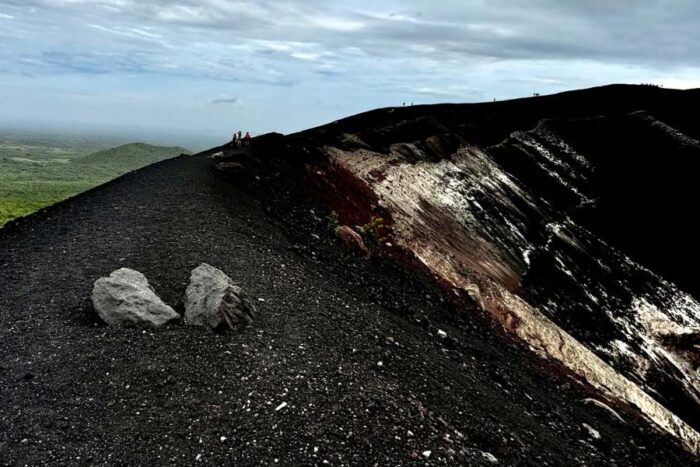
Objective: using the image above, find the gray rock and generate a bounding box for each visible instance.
[582,423,601,440]
[184,263,256,331]
[92,268,179,326]
[465,283,485,311]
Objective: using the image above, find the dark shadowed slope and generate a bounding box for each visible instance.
[0,147,695,465]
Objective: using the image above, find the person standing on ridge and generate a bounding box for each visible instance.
[244,131,251,146]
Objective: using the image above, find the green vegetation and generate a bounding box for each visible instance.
[326,210,340,231]
[360,216,388,251]
[0,137,190,226]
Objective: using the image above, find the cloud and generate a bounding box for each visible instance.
[1,0,700,135]
[209,95,239,104]
[652,78,700,90]
[34,50,148,74]
[8,1,700,70]
[87,24,167,47]
[308,15,364,32]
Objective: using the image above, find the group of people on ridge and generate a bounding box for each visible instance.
[232,130,251,148]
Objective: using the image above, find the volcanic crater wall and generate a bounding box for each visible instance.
[214,86,700,455]
[251,88,700,455]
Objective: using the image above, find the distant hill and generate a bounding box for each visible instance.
[0,140,193,226]
[74,142,191,170]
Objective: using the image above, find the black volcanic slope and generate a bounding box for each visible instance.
[0,86,698,465]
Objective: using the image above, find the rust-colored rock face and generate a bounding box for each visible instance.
[254,88,700,455]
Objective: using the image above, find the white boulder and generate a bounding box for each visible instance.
[184,263,256,331]
[92,268,179,326]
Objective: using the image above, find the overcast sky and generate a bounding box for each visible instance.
[1,0,699,139]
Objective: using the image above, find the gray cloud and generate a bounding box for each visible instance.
[1,0,699,135]
[209,95,239,105]
[6,0,700,74]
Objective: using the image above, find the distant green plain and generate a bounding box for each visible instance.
[0,135,190,226]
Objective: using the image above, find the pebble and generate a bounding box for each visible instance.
[275,402,288,411]
[582,423,601,440]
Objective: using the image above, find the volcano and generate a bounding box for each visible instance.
[1,85,699,465]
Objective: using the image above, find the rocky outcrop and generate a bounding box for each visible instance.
[92,268,180,326]
[321,136,700,455]
[184,263,256,331]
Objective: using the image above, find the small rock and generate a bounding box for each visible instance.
[92,268,179,326]
[582,423,601,440]
[437,329,447,339]
[335,225,368,255]
[465,284,485,310]
[184,263,256,332]
[422,450,432,458]
[377,361,384,367]
[481,452,498,463]
[275,402,288,411]
[20,438,28,444]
